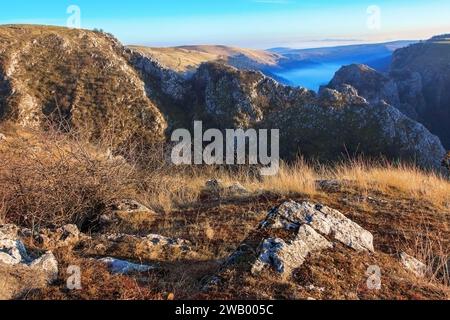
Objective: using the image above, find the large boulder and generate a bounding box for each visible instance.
[261,201,375,252]
[208,201,375,286]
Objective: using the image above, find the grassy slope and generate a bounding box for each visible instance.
[129,45,280,72]
[0,25,166,147]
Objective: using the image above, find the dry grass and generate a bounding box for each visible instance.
[1,122,449,229]
[330,160,450,208]
[130,45,280,72]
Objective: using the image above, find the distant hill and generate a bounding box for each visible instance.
[129,45,281,74]
[130,41,416,88]
[269,41,416,72]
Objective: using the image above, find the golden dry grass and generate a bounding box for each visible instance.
[1,122,449,227]
[130,45,280,72]
[330,160,450,208]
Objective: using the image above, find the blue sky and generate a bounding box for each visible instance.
[1,0,450,48]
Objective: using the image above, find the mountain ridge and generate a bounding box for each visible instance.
[0,25,446,168]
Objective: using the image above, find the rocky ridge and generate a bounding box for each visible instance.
[0,25,446,168]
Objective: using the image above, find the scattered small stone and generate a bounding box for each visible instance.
[27,224,84,249]
[99,257,156,275]
[400,252,427,278]
[100,199,159,231]
[87,233,195,261]
[202,179,250,199]
[0,224,59,299]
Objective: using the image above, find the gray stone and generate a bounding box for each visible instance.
[251,225,332,278]
[0,224,59,299]
[262,201,375,252]
[29,252,59,283]
[99,257,156,275]
[400,252,426,278]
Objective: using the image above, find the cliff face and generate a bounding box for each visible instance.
[390,36,450,148]
[0,25,446,168]
[184,61,444,168]
[327,36,450,149]
[0,25,166,148]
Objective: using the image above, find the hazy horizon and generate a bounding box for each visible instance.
[1,0,449,49]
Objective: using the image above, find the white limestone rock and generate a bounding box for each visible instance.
[262,201,375,252]
[251,225,332,278]
[400,252,427,278]
[99,257,156,275]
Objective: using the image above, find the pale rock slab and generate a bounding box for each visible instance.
[251,225,332,278]
[400,252,427,278]
[99,257,156,275]
[262,201,374,252]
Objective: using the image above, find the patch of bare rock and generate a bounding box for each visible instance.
[201,179,250,200]
[399,252,427,278]
[99,199,160,232]
[0,199,197,299]
[0,224,58,299]
[206,200,377,289]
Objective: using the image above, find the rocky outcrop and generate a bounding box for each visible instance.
[128,49,188,102]
[251,225,332,278]
[0,25,166,149]
[261,86,445,168]
[327,64,400,107]
[261,201,374,252]
[191,62,314,129]
[0,25,446,169]
[0,224,59,299]
[182,62,445,168]
[209,201,374,284]
[327,36,450,149]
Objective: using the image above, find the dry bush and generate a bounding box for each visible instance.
[0,125,138,230]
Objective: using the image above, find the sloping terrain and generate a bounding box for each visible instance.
[0,25,166,149]
[0,25,445,168]
[0,120,449,300]
[130,45,280,74]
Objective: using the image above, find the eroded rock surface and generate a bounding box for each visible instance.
[400,252,427,278]
[209,201,375,285]
[0,224,59,299]
[251,225,332,278]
